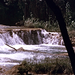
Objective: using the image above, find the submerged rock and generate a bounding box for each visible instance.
[17,47,25,52]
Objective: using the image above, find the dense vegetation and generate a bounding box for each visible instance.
[0,0,75,29]
[5,57,73,75]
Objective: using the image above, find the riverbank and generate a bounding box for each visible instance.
[3,57,73,75]
[0,46,72,75]
[0,24,74,75]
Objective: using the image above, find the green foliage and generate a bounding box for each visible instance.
[0,0,23,25]
[18,60,31,75]
[1,0,75,31]
[24,18,60,32]
[17,57,73,75]
[65,2,72,26]
[24,18,45,29]
[67,20,75,31]
[0,0,73,26]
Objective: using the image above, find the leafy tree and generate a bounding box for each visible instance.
[0,0,75,26]
[0,0,23,25]
[65,2,72,26]
[0,0,8,24]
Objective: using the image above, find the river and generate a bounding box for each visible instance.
[0,25,69,68]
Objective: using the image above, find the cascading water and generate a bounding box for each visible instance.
[0,28,64,45]
[0,26,67,70]
[8,29,63,45]
[41,29,64,45]
[15,29,43,44]
[0,31,25,45]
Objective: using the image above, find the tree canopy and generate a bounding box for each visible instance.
[0,0,75,25]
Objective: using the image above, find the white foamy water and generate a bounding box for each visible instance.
[0,28,67,66]
[0,44,67,66]
[41,29,63,45]
[0,32,25,45]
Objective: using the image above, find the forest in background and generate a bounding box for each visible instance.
[0,0,75,31]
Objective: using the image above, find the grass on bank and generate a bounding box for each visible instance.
[24,18,60,32]
[23,18,75,32]
[5,57,73,75]
[19,57,73,75]
[23,18,75,39]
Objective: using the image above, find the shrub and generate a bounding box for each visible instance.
[24,18,60,32]
[18,60,31,75]
[17,57,73,75]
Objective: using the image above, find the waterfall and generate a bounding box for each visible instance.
[0,31,25,45]
[0,29,64,45]
[0,27,66,67]
[15,30,43,44]
[41,29,64,45]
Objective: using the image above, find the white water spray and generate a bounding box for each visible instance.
[0,28,66,67]
[41,29,64,45]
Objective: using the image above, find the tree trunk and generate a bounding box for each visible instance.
[45,0,75,74]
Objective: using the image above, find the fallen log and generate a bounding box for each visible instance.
[6,44,17,51]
